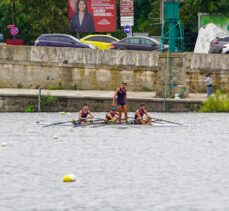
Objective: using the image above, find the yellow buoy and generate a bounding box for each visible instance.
[63,174,76,182]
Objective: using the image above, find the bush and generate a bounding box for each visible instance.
[40,95,57,110]
[199,90,229,112]
[24,104,36,112]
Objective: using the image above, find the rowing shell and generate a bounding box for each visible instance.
[72,121,183,128]
[40,119,184,128]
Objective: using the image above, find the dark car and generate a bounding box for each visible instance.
[110,36,168,51]
[209,35,229,53]
[34,34,96,49]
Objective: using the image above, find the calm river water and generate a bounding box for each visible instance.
[0,113,229,211]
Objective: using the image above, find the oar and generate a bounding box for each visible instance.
[152,118,183,126]
[43,120,75,128]
[74,120,107,128]
[78,117,105,122]
[128,116,180,125]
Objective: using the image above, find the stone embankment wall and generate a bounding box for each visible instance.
[0,95,202,112]
[0,45,228,96]
[187,53,229,93]
[0,45,159,91]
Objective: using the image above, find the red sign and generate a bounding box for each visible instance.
[120,0,134,26]
[68,0,116,33]
[10,27,19,36]
[120,0,134,17]
[6,39,24,45]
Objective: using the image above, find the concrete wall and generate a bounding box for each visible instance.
[0,45,229,95]
[187,53,229,92]
[0,95,202,112]
[0,45,159,91]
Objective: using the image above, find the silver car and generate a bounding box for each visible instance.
[209,35,229,53]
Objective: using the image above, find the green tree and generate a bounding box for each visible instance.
[0,0,13,37]
[17,0,69,44]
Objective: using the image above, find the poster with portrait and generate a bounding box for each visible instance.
[68,0,117,33]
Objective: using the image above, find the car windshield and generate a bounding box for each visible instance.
[148,37,161,45]
[39,34,80,43]
[68,35,80,43]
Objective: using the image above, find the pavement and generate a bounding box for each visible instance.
[0,88,206,102]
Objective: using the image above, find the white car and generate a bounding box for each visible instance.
[222,43,229,54]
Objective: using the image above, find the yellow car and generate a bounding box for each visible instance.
[80,34,119,50]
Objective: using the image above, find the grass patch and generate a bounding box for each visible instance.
[47,85,63,90]
[17,83,23,88]
[24,104,36,112]
[199,90,229,112]
[41,95,57,110]
[139,86,152,92]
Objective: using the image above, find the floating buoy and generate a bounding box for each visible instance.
[1,143,7,147]
[63,174,76,182]
[53,136,58,139]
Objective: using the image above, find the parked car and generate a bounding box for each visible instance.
[34,34,96,49]
[80,34,119,50]
[209,35,229,53]
[110,36,168,51]
[222,43,229,54]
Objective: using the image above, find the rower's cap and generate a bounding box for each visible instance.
[111,106,117,111]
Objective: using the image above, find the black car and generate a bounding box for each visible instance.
[110,36,168,51]
[209,35,229,53]
[34,34,95,49]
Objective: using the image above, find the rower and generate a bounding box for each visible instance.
[105,106,119,123]
[78,103,94,123]
[112,81,128,123]
[134,104,152,125]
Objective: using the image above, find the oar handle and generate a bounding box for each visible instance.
[152,118,183,126]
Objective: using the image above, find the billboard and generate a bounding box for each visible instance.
[195,15,229,53]
[120,0,134,26]
[68,0,117,33]
[200,15,229,32]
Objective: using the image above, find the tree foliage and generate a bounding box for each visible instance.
[0,0,228,49]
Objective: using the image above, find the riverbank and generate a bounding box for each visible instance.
[1,45,229,97]
[0,89,205,112]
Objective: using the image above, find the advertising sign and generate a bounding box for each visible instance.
[199,14,229,32]
[68,0,116,33]
[120,0,134,26]
[195,15,229,53]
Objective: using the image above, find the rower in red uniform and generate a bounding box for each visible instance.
[78,103,94,124]
[112,81,128,123]
[134,104,152,125]
[105,106,119,123]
